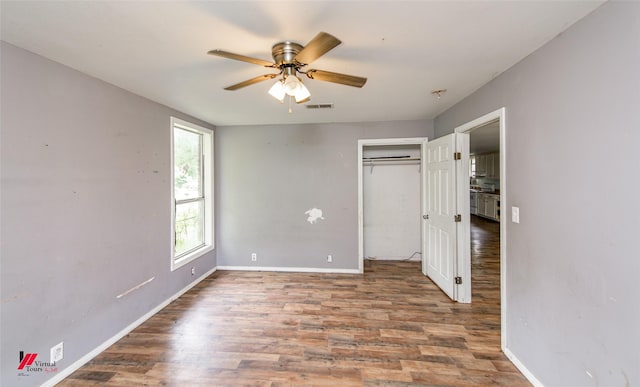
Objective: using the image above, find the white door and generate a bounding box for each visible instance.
[423,134,457,299]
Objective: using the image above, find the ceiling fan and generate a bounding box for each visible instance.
[208,32,367,105]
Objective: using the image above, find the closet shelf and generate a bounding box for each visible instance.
[362,157,421,163]
[363,156,421,174]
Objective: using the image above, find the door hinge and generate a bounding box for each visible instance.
[454,214,462,222]
[455,276,462,285]
[454,152,462,160]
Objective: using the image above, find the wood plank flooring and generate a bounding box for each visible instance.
[59,216,528,386]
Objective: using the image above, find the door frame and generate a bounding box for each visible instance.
[454,133,471,303]
[454,107,507,349]
[357,137,429,274]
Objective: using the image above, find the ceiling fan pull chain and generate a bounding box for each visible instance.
[288,96,293,114]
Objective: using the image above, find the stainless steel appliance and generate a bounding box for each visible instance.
[470,191,478,215]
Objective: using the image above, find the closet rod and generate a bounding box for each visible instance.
[364,157,421,174]
[362,157,421,163]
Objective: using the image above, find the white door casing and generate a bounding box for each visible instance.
[455,132,471,303]
[454,107,506,347]
[424,134,457,300]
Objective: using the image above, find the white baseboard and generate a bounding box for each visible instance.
[503,346,544,387]
[42,267,217,387]
[216,265,360,274]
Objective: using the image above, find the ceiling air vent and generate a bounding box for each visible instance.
[306,103,334,109]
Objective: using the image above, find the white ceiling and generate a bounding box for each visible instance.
[0,1,603,127]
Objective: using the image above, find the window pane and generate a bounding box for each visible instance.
[175,201,204,256]
[174,128,202,201]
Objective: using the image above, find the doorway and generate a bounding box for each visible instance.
[358,135,470,302]
[454,108,507,349]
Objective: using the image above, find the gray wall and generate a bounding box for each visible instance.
[434,2,639,386]
[0,42,216,386]
[216,120,433,270]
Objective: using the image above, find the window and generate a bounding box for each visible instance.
[171,117,214,270]
[470,155,476,177]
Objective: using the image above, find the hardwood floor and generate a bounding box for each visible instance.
[59,216,528,386]
[470,215,501,306]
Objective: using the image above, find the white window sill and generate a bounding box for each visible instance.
[171,244,214,271]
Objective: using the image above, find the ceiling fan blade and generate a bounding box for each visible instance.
[306,69,367,88]
[208,49,275,68]
[294,32,341,65]
[224,74,278,91]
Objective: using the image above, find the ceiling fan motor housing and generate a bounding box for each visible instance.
[272,42,304,66]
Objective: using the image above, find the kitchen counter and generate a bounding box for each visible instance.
[471,190,500,196]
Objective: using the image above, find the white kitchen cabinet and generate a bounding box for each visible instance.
[485,152,500,179]
[493,195,500,221]
[475,154,487,176]
[470,152,499,178]
[491,153,500,178]
[477,193,500,221]
[477,193,488,217]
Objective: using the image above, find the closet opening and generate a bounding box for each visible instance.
[357,138,428,273]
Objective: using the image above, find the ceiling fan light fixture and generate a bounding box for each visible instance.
[273,74,311,104]
[268,79,286,102]
[284,75,303,95]
[294,82,311,103]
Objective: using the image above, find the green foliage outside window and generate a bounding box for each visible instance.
[174,128,204,256]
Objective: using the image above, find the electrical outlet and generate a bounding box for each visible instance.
[191,267,195,276]
[251,253,257,262]
[327,255,332,263]
[51,342,63,363]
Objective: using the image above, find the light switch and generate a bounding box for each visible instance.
[512,206,520,223]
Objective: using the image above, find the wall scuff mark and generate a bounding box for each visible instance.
[305,208,324,224]
[116,277,155,299]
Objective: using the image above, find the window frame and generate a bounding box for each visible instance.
[170,117,214,271]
